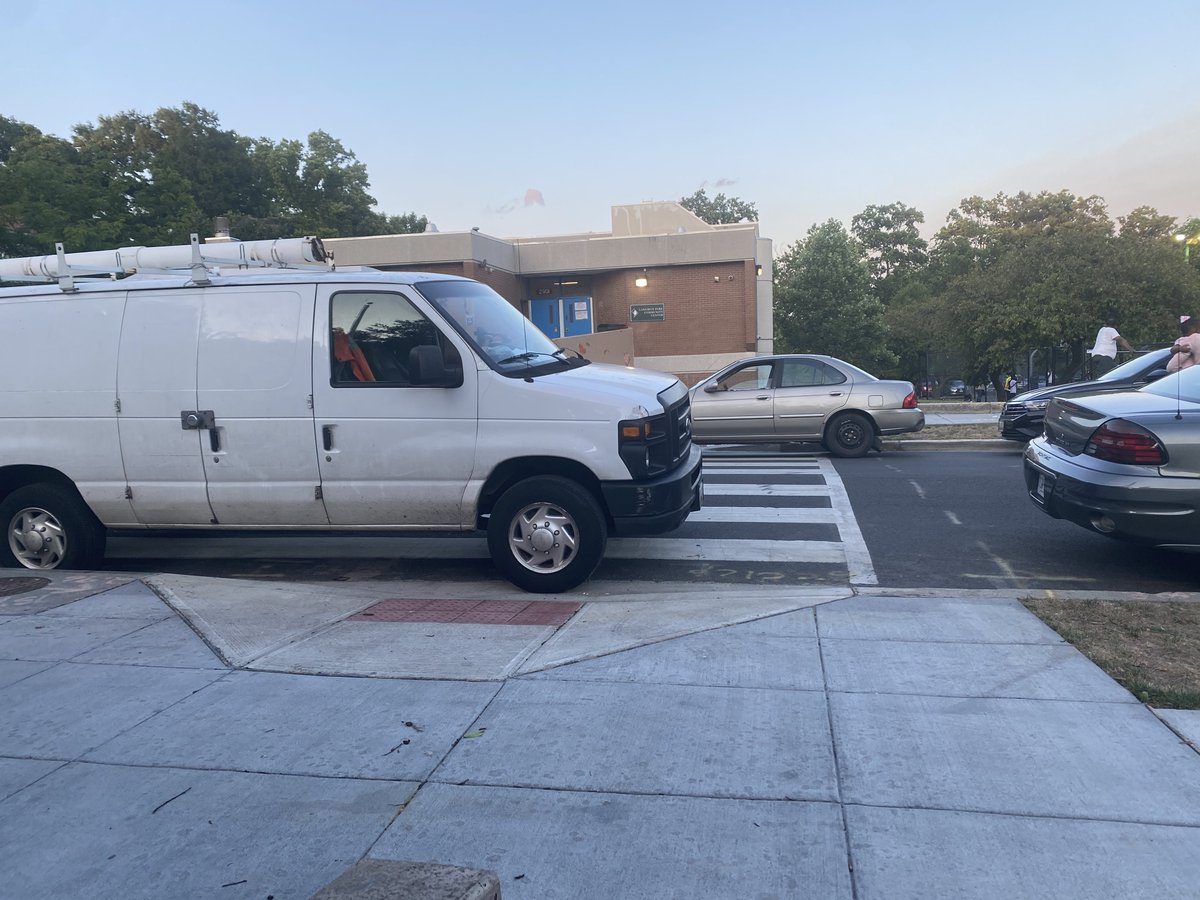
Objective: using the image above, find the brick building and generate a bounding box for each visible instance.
[325,201,773,383]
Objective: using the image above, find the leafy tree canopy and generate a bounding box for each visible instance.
[679,189,758,225]
[0,103,426,256]
[773,219,896,372]
[851,201,928,285]
[922,191,1198,384]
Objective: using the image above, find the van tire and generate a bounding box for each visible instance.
[824,412,875,458]
[486,476,606,593]
[0,483,107,571]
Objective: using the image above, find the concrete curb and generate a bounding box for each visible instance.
[884,438,1019,451]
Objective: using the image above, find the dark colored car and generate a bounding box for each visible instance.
[999,348,1172,442]
[1024,366,1200,549]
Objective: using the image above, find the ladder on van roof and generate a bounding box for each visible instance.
[0,234,330,292]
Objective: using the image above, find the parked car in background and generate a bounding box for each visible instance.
[943,379,968,399]
[688,354,924,457]
[1024,365,1200,548]
[1000,348,1172,442]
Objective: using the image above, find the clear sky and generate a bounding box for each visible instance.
[5,0,1198,248]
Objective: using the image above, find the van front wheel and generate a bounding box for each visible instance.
[486,476,607,593]
[0,483,107,571]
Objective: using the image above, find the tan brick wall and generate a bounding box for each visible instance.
[381,260,758,373]
[379,262,523,309]
[592,263,756,358]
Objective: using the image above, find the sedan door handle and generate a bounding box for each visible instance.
[756,395,770,400]
[828,391,844,397]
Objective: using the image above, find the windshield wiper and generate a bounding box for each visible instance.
[496,350,570,365]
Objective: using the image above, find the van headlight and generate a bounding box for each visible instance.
[618,414,668,478]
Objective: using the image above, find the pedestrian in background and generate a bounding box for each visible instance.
[1088,317,1133,378]
[1167,315,1200,373]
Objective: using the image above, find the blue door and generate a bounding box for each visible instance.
[562,295,592,337]
[530,297,559,338]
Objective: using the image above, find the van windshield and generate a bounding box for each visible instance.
[416,280,587,375]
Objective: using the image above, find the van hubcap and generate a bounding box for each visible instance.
[8,508,66,570]
[507,502,578,573]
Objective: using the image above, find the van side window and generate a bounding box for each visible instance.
[330,292,457,386]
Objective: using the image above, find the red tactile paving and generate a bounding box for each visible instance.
[350,598,580,626]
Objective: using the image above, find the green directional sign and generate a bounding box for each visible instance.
[630,303,665,322]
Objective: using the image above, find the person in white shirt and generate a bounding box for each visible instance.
[1089,318,1132,378]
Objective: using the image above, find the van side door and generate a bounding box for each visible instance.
[311,286,479,527]
[195,285,329,525]
[117,289,216,525]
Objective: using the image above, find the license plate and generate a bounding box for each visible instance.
[1033,472,1053,504]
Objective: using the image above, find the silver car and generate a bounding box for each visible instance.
[1024,365,1200,548]
[688,354,924,457]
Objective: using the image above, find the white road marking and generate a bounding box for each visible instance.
[908,479,926,500]
[688,506,839,524]
[704,484,832,497]
[944,510,962,525]
[819,458,878,586]
[607,538,846,563]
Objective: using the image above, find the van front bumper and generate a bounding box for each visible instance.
[601,444,703,535]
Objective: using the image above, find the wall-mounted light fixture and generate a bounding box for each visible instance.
[713,275,720,283]
[756,264,763,276]
[634,271,648,288]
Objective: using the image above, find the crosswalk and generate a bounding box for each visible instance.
[106,455,878,587]
[604,455,877,585]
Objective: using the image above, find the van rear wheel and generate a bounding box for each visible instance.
[0,483,107,571]
[486,476,606,593]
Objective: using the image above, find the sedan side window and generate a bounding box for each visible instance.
[781,359,847,387]
[719,363,775,391]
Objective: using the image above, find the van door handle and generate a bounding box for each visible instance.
[322,425,334,451]
[180,410,216,430]
[209,429,221,452]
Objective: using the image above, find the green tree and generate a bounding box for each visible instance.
[774,219,896,371]
[923,191,1198,387]
[679,189,758,225]
[850,202,928,300]
[1,105,426,255]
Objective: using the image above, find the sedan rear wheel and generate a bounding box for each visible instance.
[825,412,875,458]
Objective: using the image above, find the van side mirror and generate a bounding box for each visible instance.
[408,345,462,387]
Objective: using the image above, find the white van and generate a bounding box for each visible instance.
[0,237,702,592]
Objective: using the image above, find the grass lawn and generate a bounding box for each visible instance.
[1020,597,1200,709]
[896,423,1005,441]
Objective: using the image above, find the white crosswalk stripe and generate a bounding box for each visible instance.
[682,455,877,585]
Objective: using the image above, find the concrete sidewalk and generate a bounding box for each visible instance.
[2,570,1199,899]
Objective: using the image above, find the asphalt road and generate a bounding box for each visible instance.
[95,448,1197,595]
[834,448,1198,594]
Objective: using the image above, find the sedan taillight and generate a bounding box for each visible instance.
[902,391,918,409]
[1084,419,1167,465]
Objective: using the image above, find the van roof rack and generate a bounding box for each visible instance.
[0,234,330,292]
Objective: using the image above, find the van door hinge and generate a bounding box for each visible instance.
[314,486,323,500]
[307,394,314,410]
[124,486,132,500]
[114,398,122,414]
